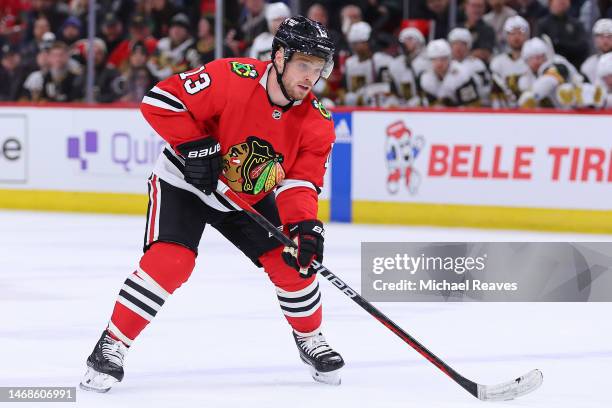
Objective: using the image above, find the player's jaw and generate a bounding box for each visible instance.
[289,80,313,99]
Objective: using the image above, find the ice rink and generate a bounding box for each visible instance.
[1,210,611,408]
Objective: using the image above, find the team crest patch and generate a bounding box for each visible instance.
[222,136,285,195]
[312,99,331,120]
[229,61,259,79]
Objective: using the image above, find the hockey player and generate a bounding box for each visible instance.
[489,16,530,107]
[418,39,482,107]
[342,21,398,106]
[581,19,612,84]
[595,52,612,107]
[397,27,430,76]
[447,27,492,105]
[389,27,429,106]
[517,37,584,108]
[80,16,345,393]
[250,2,291,61]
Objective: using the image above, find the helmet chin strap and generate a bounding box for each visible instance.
[272,59,296,108]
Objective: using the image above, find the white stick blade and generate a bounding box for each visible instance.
[478,369,543,401]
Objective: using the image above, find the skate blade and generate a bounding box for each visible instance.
[79,367,118,393]
[307,365,342,386]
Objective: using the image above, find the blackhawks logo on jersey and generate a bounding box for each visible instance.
[222,136,285,194]
[312,99,331,120]
[229,61,259,79]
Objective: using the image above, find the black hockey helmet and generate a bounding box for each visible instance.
[272,15,335,79]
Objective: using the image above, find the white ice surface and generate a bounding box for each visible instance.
[1,210,611,408]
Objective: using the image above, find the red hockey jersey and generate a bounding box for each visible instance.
[140,58,335,224]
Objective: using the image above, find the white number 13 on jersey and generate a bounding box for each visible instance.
[179,66,211,95]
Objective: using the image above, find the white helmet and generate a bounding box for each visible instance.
[427,39,451,59]
[597,52,612,78]
[503,15,530,36]
[347,21,371,43]
[521,37,548,60]
[447,28,472,49]
[265,2,291,26]
[593,18,612,36]
[398,27,425,45]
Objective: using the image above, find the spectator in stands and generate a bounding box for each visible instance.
[308,2,343,56]
[58,16,82,47]
[195,16,235,64]
[343,21,397,107]
[238,0,268,51]
[490,16,530,105]
[250,2,290,60]
[98,0,134,29]
[0,43,27,101]
[20,15,51,70]
[422,0,454,40]
[147,13,199,81]
[24,0,69,42]
[507,0,549,32]
[39,41,83,102]
[118,41,157,103]
[483,0,517,50]
[100,13,125,57]
[536,0,589,68]
[147,0,181,39]
[340,4,363,34]
[463,0,497,62]
[22,38,53,102]
[82,38,122,103]
[419,39,483,106]
[389,28,428,106]
[581,18,612,83]
[362,0,402,35]
[107,14,158,73]
[307,3,329,27]
[68,0,94,35]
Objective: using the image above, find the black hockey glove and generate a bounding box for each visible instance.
[176,137,222,195]
[281,220,324,279]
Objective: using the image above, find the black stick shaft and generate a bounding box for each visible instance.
[216,182,478,398]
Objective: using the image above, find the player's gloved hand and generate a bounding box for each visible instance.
[176,137,222,195]
[281,220,324,278]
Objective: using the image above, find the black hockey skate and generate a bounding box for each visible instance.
[79,330,128,393]
[293,331,344,385]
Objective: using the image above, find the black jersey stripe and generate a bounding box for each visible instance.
[146,89,185,111]
[213,191,240,211]
[163,148,185,171]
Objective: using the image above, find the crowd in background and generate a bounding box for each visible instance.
[0,0,611,109]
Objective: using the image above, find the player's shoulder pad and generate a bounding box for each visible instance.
[228,58,267,80]
[207,57,267,81]
[309,97,333,121]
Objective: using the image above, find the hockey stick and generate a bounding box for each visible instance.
[216,181,543,401]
